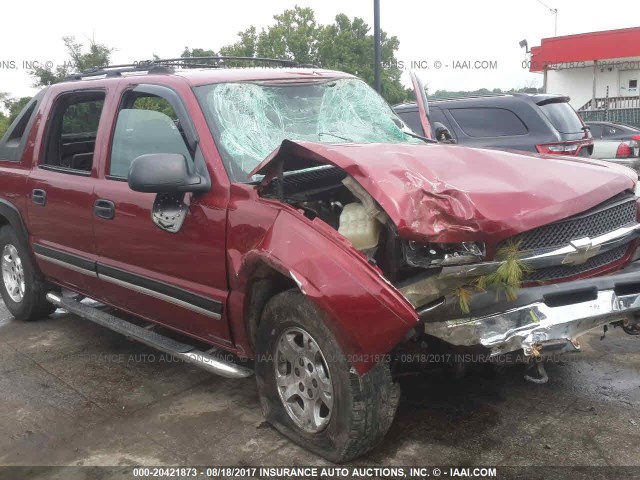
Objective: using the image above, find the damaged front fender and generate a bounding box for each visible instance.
[228,200,418,374]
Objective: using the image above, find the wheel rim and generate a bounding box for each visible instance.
[274,327,333,433]
[2,244,25,303]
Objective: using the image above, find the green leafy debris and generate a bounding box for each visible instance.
[455,286,474,315]
[456,241,531,313]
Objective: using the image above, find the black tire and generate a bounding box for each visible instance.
[255,290,399,462]
[0,225,56,321]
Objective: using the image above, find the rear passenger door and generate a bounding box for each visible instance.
[93,84,231,345]
[27,89,106,295]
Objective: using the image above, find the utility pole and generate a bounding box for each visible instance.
[374,0,381,92]
[536,0,558,36]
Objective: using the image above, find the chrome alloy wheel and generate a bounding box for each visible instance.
[274,327,334,433]
[2,244,25,303]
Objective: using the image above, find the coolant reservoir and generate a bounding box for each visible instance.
[338,203,381,251]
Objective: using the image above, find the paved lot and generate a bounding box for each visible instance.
[1,299,639,474]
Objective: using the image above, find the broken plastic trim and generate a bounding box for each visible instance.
[397,222,640,310]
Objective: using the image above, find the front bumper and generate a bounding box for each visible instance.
[421,261,640,357]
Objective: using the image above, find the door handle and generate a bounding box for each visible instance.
[94,199,115,220]
[32,189,46,206]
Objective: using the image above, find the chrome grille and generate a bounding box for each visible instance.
[502,195,637,253]
[526,244,629,282]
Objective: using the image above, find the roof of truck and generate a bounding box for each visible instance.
[61,57,354,86]
[173,67,353,85]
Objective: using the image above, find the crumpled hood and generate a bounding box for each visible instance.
[251,140,637,244]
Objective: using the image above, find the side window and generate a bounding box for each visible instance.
[109,92,191,179]
[449,108,528,137]
[42,91,105,172]
[396,109,424,136]
[588,124,602,138]
[602,126,618,137]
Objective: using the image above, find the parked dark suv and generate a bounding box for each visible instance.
[394,93,594,157]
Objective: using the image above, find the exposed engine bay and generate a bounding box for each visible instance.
[258,164,482,286]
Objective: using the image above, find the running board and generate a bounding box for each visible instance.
[45,292,253,379]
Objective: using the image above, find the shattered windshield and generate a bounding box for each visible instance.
[195,78,422,182]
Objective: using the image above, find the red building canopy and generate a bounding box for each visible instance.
[529,27,640,72]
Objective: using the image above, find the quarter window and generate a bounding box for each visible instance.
[0,93,41,162]
[109,92,191,179]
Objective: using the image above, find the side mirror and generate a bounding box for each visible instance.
[433,122,456,144]
[128,153,209,193]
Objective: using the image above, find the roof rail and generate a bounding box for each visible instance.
[430,93,512,101]
[64,56,306,81]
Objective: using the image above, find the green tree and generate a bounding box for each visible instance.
[192,6,409,104]
[5,97,32,124]
[0,95,33,138]
[317,13,407,104]
[430,85,540,100]
[0,93,9,137]
[0,113,8,139]
[30,36,113,87]
[181,47,219,65]
[219,27,258,58]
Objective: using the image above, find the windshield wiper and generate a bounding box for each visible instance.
[318,132,354,142]
[403,130,438,144]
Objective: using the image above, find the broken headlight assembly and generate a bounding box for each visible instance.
[403,241,486,268]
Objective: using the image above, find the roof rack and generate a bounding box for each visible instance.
[64,56,306,81]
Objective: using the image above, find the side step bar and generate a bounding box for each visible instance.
[46,293,253,379]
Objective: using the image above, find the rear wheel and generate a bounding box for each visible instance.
[0,226,56,321]
[255,290,399,462]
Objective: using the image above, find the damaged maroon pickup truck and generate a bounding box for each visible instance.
[0,59,639,462]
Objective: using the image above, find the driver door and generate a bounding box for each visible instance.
[93,83,231,345]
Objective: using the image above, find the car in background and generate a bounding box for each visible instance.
[587,121,640,174]
[588,121,640,141]
[394,93,593,157]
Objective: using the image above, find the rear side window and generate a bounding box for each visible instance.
[602,125,621,137]
[109,92,191,179]
[41,91,106,173]
[539,102,583,134]
[588,124,602,138]
[448,108,528,137]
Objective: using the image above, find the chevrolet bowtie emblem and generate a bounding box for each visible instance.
[562,237,601,266]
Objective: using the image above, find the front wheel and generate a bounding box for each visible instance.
[255,290,399,462]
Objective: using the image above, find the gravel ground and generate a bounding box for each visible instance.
[0,299,639,477]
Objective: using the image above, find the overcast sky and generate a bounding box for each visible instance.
[1,0,639,99]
